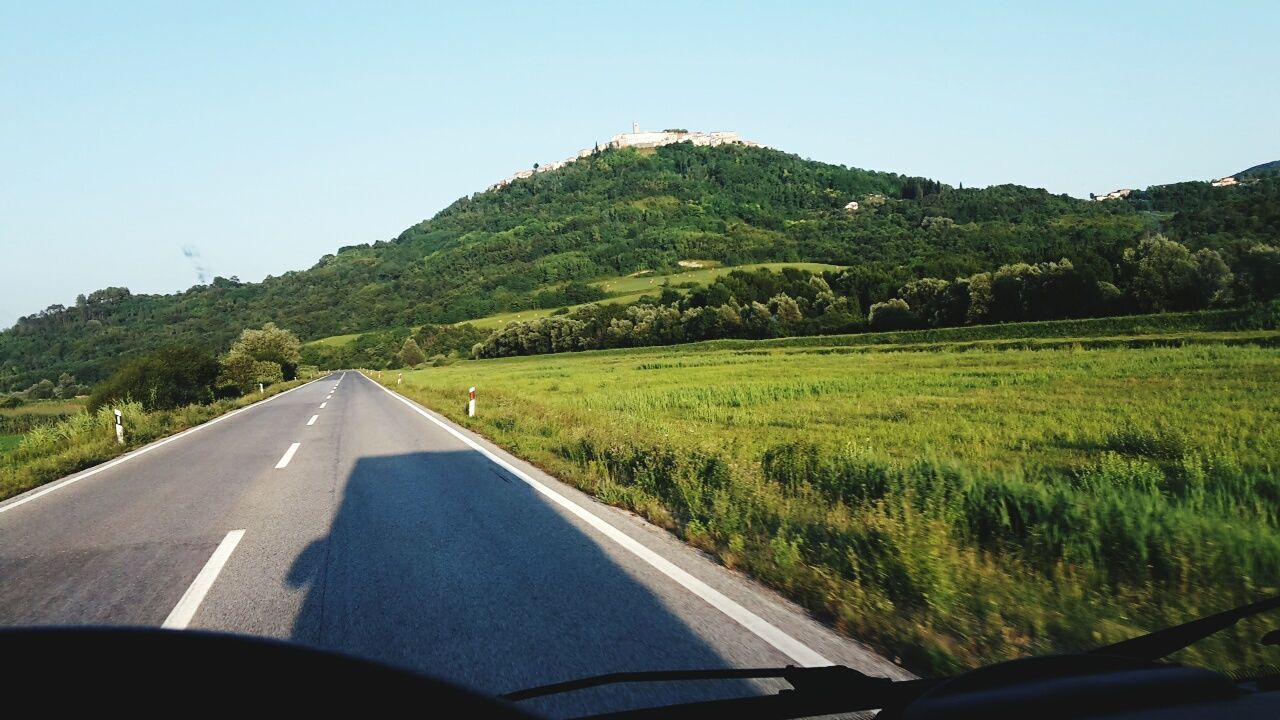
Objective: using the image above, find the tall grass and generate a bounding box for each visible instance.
[378,327,1280,676]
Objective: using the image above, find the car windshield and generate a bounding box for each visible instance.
[1,3,1278,718]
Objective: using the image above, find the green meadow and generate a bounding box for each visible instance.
[380,322,1280,675]
[591,261,844,296]
[0,435,23,455]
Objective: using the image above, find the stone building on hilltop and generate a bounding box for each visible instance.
[487,123,764,192]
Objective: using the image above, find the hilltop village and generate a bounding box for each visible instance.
[487,124,765,191]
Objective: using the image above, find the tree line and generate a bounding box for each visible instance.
[87,323,305,412]
[473,235,1278,358]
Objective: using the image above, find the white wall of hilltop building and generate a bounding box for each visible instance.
[486,126,765,192]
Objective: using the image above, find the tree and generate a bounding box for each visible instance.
[218,352,259,394]
[89,346,220,411]
[252,360,284,386]
[770,293,804,325]
[1126,235,1232,312]
[26,378,55,400]
[1235,244,1280,302]
[868,298,915,331]
[899,278,957,327]
[1193,248,1233,307]
[397,338,427,367]
[55,372,81,399]
[229,323,302,380]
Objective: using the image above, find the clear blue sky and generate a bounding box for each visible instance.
[2,1,1276,329]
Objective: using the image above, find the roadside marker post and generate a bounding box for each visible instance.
[397,373,402,386]
[258,383,264,394]
[113,409,124,445]
[467,387,476,417]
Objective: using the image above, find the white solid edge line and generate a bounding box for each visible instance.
[307,415,319,426]
[362,372,833,668]
[162,529,246,630]
[274,442,301,469]
[0,376,328,515]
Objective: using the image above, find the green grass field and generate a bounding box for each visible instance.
[379,320,1280,675]
[0,398,84,418]
[304,332,364,348]
[0,434,22,455]
[592,261,843,296]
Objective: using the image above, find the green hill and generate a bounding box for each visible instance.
[1236,160,1280,178]
[3,142,1279,390]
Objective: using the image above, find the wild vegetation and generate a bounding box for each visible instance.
[4,143,1278,387]
[87,322,303,412]
[375,318,1280,676]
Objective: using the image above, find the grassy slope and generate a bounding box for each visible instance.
[593,262,844,296]
[375,319,1280,675]
[306,332,364,348]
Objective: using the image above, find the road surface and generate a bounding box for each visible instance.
[0,371,908,716]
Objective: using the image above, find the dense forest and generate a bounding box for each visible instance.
[2,142,1278,389]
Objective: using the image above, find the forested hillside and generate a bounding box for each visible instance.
[1237,160,1280,178]
[3,142,1278,390]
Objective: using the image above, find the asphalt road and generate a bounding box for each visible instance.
[0,371,910,717]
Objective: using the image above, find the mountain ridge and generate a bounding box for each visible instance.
[1236,160,1280,178]
[3,142,1278,391]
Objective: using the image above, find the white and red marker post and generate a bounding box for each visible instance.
[467,387,476,417]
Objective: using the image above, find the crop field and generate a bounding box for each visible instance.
[382,321,1280,675]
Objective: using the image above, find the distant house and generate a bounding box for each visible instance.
[1092,188,1132,202]
[1211,176,1239,187]
[844,201,860,212]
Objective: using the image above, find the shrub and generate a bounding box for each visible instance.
[397,337,427,367]
[25,379,55,400]
[88,346,220,412]
[228,322,301,380]
[868,298,916,331]
[252,361,284,386]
